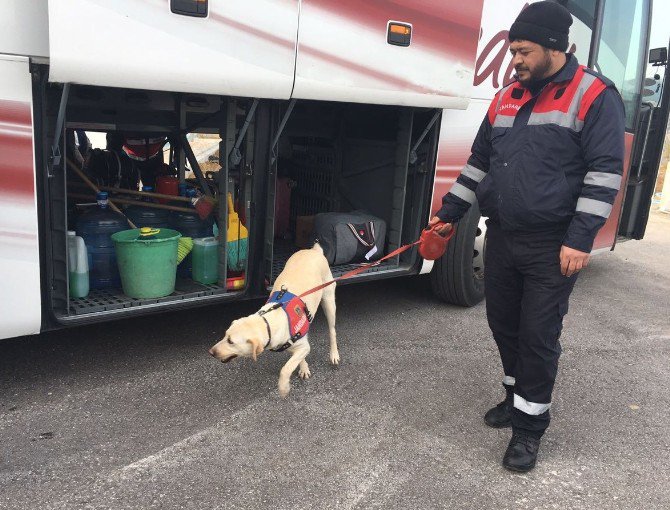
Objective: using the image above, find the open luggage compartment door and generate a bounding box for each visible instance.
[47,0,299,99]
[292,0,484,108]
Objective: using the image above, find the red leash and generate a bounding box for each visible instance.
[298,224,455,299]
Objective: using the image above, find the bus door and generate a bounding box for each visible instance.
[619,40,670,239]
[585,0,653,248]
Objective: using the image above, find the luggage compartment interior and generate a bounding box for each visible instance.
[39,77,257,321]
[267,101,438,284]
[37,70,439,323]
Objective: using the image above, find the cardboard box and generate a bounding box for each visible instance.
[295,215,315,248]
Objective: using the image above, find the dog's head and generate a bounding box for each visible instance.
[208,316,267,363]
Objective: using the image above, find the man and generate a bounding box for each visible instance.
[430,1,625,472]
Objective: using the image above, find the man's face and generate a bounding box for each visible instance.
[509,40,553,86]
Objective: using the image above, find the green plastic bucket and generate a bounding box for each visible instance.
[111,228,181,298]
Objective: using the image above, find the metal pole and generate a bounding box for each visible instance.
[181,134,214,198]
[49,83,70,175]
[269,98,296,167]
[587,0,606,70]
[409,109,441,164]
[229,99,259,167]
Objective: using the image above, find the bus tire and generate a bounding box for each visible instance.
[430,205,486,307]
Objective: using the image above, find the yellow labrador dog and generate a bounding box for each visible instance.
[208,243,339,397]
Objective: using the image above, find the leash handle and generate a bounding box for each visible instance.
[426,221,456,241]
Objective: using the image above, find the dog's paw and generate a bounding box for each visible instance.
[330,350,340,366]
[299,364,311,380]
[278,380,291,398]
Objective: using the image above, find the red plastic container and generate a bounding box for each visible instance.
[155,176,179,204]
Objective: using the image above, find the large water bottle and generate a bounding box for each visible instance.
[76,192,127,289]
[124,185,169,230]
[67,231,90,298]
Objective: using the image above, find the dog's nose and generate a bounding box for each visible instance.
[208,348,215,357]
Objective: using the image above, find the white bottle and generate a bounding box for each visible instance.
[67,231,90,298]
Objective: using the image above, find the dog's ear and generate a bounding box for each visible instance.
[246,338,264,361]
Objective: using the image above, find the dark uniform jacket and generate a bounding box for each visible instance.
[436,54,625,252]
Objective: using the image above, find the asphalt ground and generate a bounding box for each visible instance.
[1,211,669,510]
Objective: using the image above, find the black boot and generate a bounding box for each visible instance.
[502,431,541,472]
[484,383,514,428]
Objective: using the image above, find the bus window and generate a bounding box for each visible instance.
[563,0,596,64]
[595,0,649,129]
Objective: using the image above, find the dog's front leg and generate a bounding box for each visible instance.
[278,339,310,398]
[321,286,339,366]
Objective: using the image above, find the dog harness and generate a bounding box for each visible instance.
[258,286,313,352]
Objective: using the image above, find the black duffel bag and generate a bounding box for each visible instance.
[312,211,386,265]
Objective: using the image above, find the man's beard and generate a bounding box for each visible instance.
[516,53,553,87]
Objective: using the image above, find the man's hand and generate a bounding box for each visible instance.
[428,216,453,237]
[560,245,590,277]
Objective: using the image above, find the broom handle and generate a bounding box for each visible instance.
[66,158,138,229]
[68,192,199,215]
[69,180,192,203]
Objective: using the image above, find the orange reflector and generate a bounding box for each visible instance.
[390,24,411,35]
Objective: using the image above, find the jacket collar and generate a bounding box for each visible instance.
[551,52,579,83]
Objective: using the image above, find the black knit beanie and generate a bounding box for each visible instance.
[508,1,573,51]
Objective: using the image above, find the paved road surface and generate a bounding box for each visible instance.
[1,212,669,509]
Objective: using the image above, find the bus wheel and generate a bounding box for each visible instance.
[430,206,486,307]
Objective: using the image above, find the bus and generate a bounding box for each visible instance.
[1,0,667,340]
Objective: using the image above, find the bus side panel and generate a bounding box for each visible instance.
[293,0,484,108]
[430,100,489,216]
[0,56,41,340]
[0,0,49,58]
[592,132,634,250]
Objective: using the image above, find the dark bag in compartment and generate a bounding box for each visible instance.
[313,211,386,265]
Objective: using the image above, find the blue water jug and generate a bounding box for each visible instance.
[76,192,127,289]
[124,186,169,230]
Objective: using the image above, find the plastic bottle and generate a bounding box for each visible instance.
[192,237,219,284]
[67,231,90,298]
[76,191,127,289]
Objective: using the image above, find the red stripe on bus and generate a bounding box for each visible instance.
[305,0,483,61]
[0,100,35,198]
